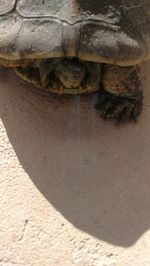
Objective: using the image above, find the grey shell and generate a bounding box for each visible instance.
[0,0,150,66]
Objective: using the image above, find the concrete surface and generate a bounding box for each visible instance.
[0,61,150,266]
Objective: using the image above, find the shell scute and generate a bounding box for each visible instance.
[0,0,16,15]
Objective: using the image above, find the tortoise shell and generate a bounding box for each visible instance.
[0,0,149,65]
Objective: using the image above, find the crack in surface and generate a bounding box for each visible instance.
[18,219,29,242]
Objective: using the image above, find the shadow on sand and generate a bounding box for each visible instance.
[0,62,150,247]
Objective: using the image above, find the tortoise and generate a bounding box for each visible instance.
[0,0,150,122]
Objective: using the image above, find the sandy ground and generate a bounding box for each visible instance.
[0,61,150,266]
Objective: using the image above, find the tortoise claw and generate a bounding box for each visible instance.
[95,89,143,124]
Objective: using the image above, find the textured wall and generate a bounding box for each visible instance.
[0,61,150,266]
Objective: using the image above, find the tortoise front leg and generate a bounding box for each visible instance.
[95,65,143,123]
[14,59,57,89]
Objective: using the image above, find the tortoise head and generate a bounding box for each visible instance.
[54,58,87,89]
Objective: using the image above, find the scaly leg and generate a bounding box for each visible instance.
[95,64,143,123]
